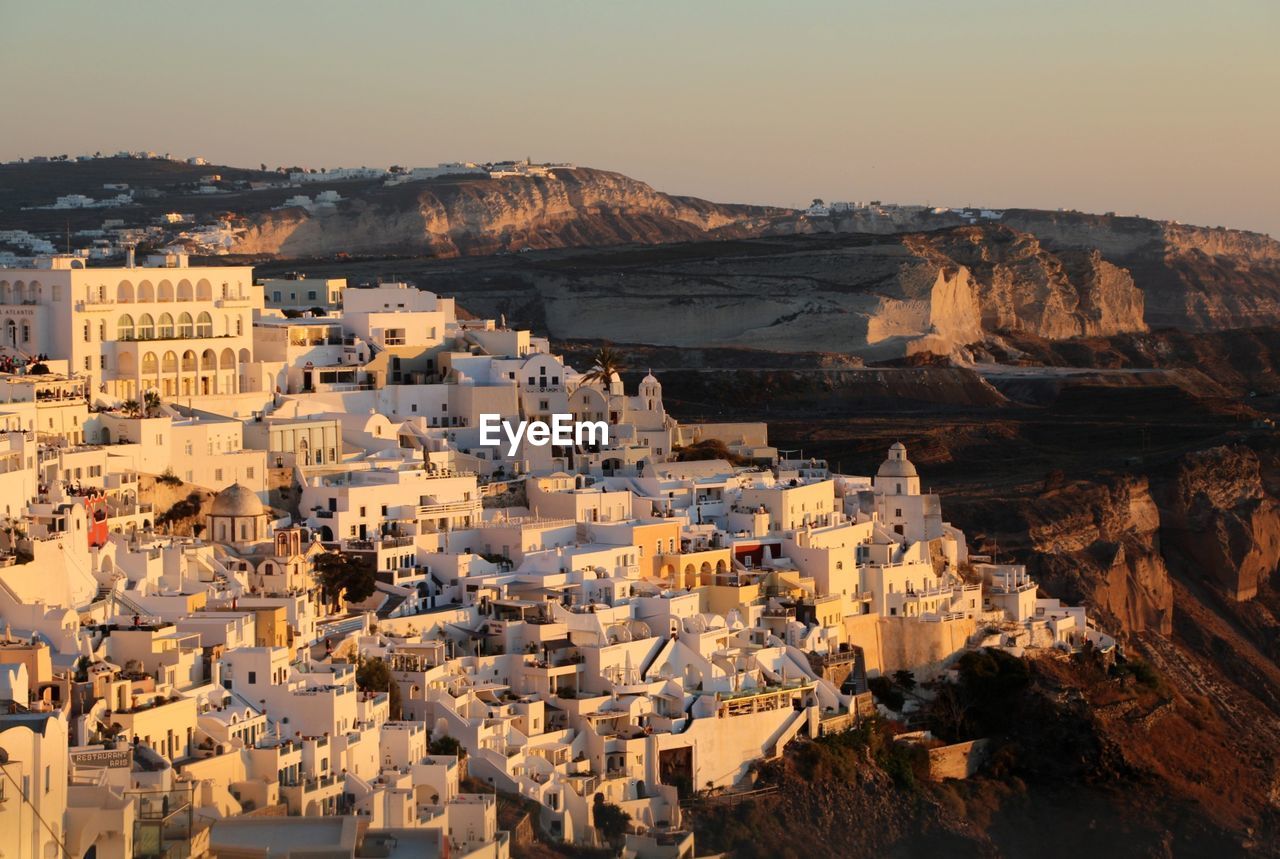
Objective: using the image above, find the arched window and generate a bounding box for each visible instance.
[181,350,197,372]
[158,280,174,302]
[137,313,155,340]
[98,321,106,341]
[196,312,213,338]
[20,323,29,343]
[162,351,178,373]
[117,314,135,340]
[117,281,134,303]
[178,313,193,338]
[235,317,243,336]
[158,313,174,339]
[137,281,155,303]
[141,352,158,375]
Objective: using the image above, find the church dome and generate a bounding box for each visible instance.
[876,442,918,478]
[211,483,265,518]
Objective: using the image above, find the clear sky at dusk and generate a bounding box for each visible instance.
[3,0,1277,236]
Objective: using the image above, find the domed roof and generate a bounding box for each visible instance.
[211,483,266,518]
[876,442,918,478]
[641,369,659,385]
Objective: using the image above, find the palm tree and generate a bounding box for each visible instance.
[143,390,162,419]
[580,345,625,388]
[121,399,141,418]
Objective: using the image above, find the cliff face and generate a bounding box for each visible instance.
[955,442,1280,641]
[233,168,786,258]
[371,226,1147,360]
[903,226,1147,340]
[1017,476,1174,635]
[227,167,1280,341]
[1159,445,1280,601]
[1001,210,1280,331]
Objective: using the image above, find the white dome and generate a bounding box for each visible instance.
[876,442,918,479]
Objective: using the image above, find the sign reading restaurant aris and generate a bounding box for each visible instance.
[70,748,132,769]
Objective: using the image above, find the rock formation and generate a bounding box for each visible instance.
[1158,445,1280,600]
[232,168,787,258]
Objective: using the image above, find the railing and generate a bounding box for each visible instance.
[473,516,574,529]
[416,500,480,517]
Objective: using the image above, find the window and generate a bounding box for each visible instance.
[248,671,257,684]
[83,322,91,342]
[247,467,254,479]
[84,356,92,370]
[215,468,224,482]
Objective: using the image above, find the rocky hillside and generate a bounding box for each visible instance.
[1002,210,1280,331]
[267,227,1150,360]
[231,168,789,257]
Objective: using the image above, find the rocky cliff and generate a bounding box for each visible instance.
[1001,210,1280,331]
[232,168,788,258]
[960,474,1174,636]
[1159,445,1280,601]
[903,226,1146,340]
[312,226,1147,360]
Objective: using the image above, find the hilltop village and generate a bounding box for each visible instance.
[0,254,1114,859]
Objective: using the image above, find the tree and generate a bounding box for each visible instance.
[892,669,917,692]
[592,796,630,846]
[355,656,402,719]
[314,550,376,608]
[429,734,464,759]
[143,390,162,418]
[121,399,141,418]
[580,345,625,388]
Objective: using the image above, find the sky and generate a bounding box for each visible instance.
[3,0,1278,236]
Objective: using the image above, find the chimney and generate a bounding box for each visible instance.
[125,245,136,269]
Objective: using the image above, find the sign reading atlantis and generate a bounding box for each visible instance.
[479,413,610,457]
